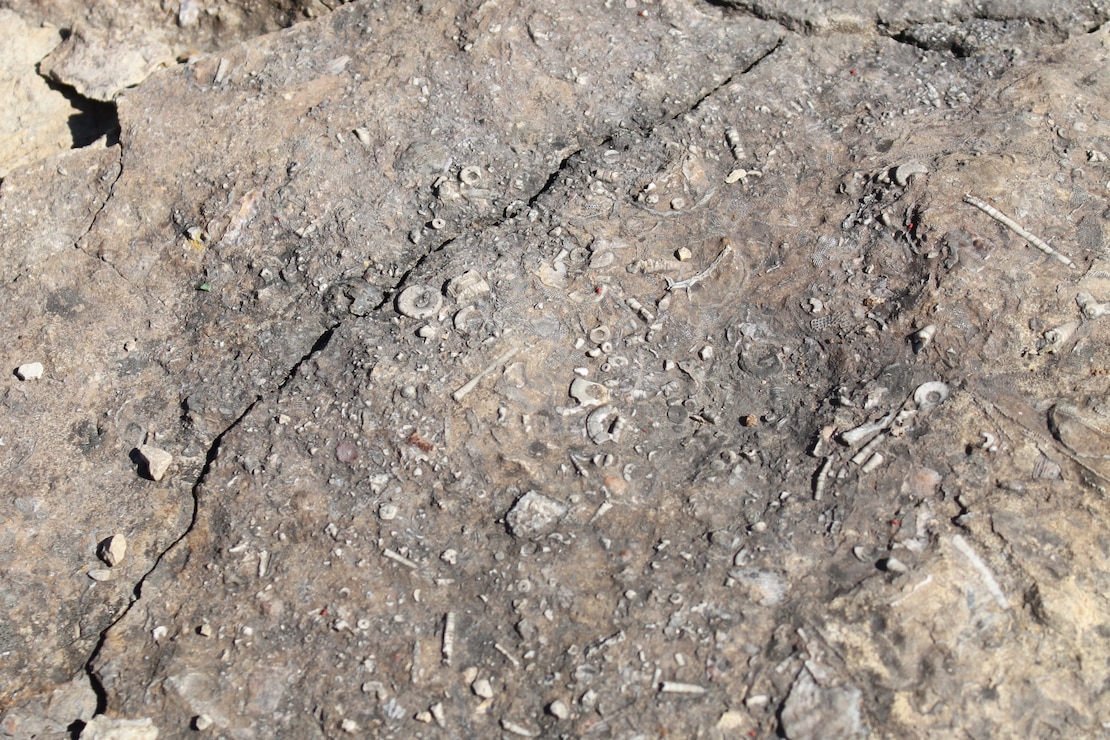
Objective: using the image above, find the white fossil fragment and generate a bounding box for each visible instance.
[851,435,883,466]
[446,270,490,305]
[840,413,893,447]
[951,534,1009,610]
[569,378,609,407]
[880,556,908,573]
[442,612,455,665]
[813,457,832,501]
[588,325,611,344]
[500,718,539,737]
[547,700,570,720]
[459,165,483,185]
[452,347,520,402]
[396,285,443,319]
[383,548,418,569]
[911,324,936,352]
[860,451,885,473]
[659,681,708,695]
[893,161,928,186]
[586,405,624,444]
[913,381,950,409]
[963,194,1076,269]
[667,239,733,293]
[1077,292,1110,319]
[1040,321,1079,354]
[493,642,521,667]
[628,258,681,274]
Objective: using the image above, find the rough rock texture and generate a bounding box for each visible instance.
[2,0,1110,737]
[0,9,75,177]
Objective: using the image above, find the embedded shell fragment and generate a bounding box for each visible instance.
[913,381,950,409]
[445,270,490,306]
[396,285,443,319]
[586,404,624,444]
[569,377,609,407]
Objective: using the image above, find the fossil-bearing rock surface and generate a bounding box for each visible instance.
[2,1,1110,737]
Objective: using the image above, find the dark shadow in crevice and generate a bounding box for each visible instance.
[39,74,120,149]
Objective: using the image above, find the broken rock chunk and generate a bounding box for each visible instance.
[136,445,172,481]
[506,491,567,539]
[98,534,127,567]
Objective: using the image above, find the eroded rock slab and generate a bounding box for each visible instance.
[0,0,781,717]
[86,18,1110,739]
[2,1,1110,737]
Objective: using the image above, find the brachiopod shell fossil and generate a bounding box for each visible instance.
[396,285,442,319]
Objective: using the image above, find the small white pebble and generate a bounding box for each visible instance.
[472,678,494,699]
[87,568,113,582]
[138,445,173,481]
[500,718,539,737]
[340,718,359,733]
[379,503,398,521]
[15,362,43,381]
[100,534,127,567]
[547,699,570,720]
[193,714,213,731]
[882,556,909,574]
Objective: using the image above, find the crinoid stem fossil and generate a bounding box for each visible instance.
[951,534,1010,610]
[442,612,455,665]
[963,195,1077,269]
[452,347,520,402]
[666,239,733,293]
